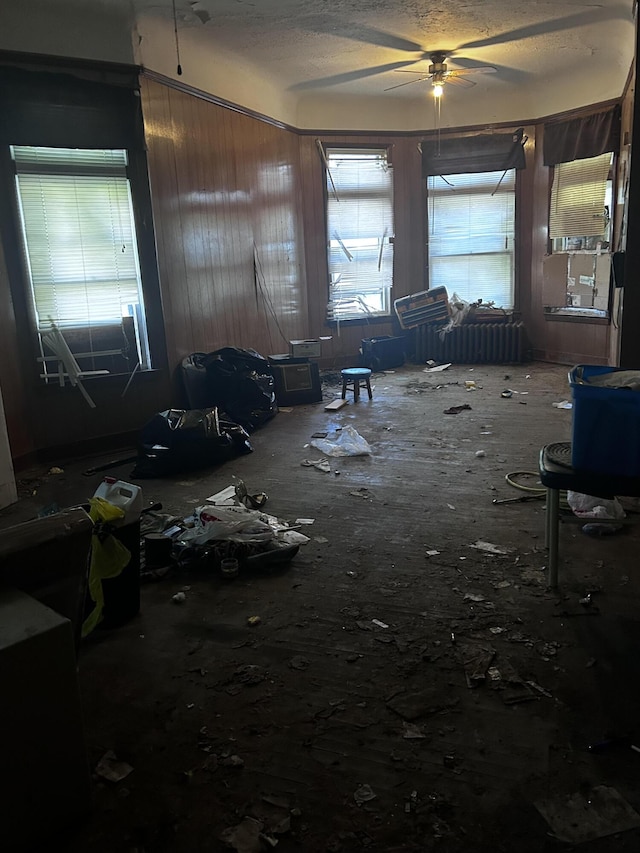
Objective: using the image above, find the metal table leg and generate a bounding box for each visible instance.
[547,487,560,588]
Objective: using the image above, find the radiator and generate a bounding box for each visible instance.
[415,322,527,364]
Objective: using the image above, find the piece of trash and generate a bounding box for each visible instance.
[171,591,186,604]
[489,627,506,634]
[310,425,372,457]
[372,619,389,629]
[301,458,331,473]
[288,655,310,670]
[346,570,358,577]
[500,389,513,398]
[423,363,452,373]
[426,549,440,557]
[402,722,426,739]
[278,407,294,413]
[219,815,263,852]
[579,594,592,606]
[295,518,315,525]
[464,592,486,602]
[458,640,496,687]
[311,432,328,439]
[247,615,261,626]
[535,786,640,844]
[95,750,134,783]
[444,404,472,415]
[206,485,237,505]
[552,400,572,409]
[324,398,348,411]
[470,540,509,555]
[349,488,370,499]
[354,784,377,805]
[447,504,455,510]
[464,380,476,389]
[475,450,486,458]
[48,466,64,475]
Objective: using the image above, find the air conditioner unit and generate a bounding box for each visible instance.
[268,357,322,406]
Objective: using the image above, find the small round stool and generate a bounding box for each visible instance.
[341,367,373,402]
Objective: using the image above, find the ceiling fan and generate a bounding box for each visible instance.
[384,52,497,96]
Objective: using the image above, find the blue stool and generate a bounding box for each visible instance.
[341,367,373,402]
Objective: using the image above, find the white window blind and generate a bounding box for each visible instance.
[325,148,394,321]
[427,170,516,308]
[11,145,150,370]
[549,152,612,239]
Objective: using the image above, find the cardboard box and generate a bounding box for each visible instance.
[290,339,321,358]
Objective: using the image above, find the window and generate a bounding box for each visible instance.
[550,153,612,251]
[427,169,516,308]
[11,145,151,377]
[546,153,613,315]
[325,147,394,321]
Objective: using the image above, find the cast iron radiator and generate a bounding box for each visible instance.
[415,322,527,364]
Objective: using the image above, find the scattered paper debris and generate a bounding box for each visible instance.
[301,458,331,473]
[552,400,573,409]
[295,518,315,525]
[171,591,186,604]
[247,615,261,626]
[470,540,509,555]
[95,750,134,783]
[354,784,377,805]
[423,363,452,373]
[426,549,440,557]
[372,619,389,629]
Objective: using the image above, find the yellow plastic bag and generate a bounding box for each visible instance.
[82,497,131,637]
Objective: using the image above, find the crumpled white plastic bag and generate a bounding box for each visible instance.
[310,425,372,457]
[567,491,626,520]
[180,505,275,545]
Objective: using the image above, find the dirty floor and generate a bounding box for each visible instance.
[5,362,640,853]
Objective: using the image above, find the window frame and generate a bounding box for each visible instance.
[426,168,518,310]
[322,143,395,326]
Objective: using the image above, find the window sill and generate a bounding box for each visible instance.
[544,308,609,324]
[38,367,165,388]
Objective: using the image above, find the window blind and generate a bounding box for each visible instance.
[326,148,394,321]
[427,170,515,307]
[549,153,612,239]
[12,146,146,333]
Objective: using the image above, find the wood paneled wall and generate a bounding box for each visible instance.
[140,77,309,371]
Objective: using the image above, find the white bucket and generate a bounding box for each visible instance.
[93,477,143,526]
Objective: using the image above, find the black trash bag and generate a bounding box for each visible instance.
[201,347,277,432]
[180,352,212,409]
[131,407,252,478]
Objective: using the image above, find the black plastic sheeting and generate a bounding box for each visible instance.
[180,347,277,433]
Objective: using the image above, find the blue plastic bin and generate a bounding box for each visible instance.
[569,364,640,476]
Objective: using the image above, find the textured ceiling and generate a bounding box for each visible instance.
[0,0,636,130]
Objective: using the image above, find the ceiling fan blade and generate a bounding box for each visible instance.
[384,75,433,92]
[291,61,420,91]
[450,66,497,76]
[444,75,476,89]
[458,6,629,51]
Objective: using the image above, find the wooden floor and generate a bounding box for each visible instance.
[5,362,640,853]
